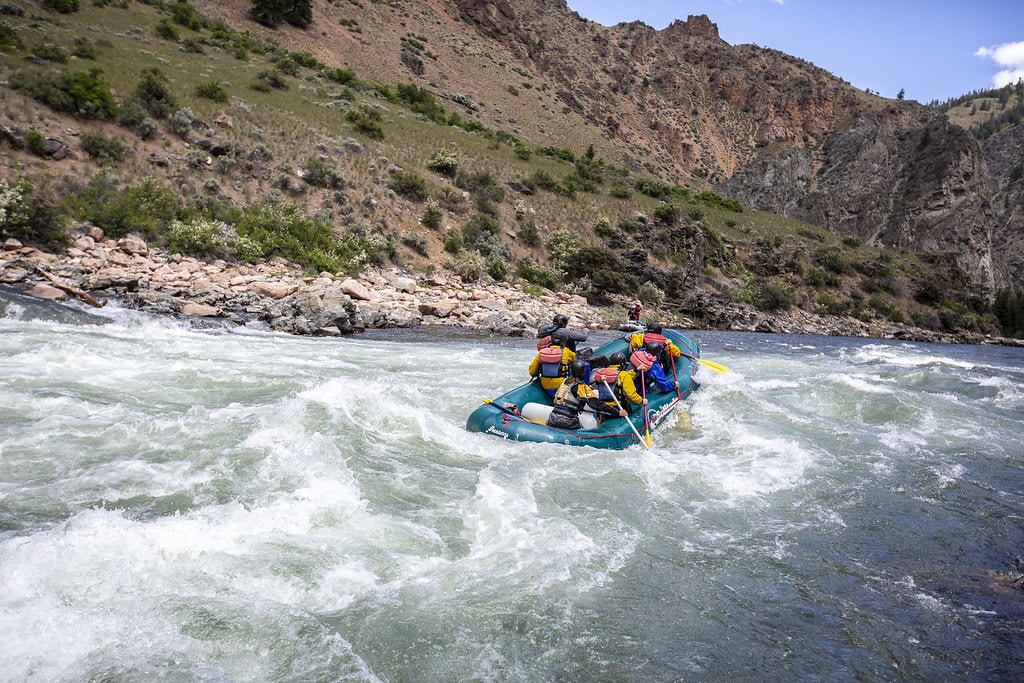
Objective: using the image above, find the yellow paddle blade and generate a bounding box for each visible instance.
[644,430,653,447]
[697,358,730,374]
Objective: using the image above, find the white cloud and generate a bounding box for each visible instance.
[975,40,1024,88]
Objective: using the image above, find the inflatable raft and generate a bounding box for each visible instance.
[466,329,701,449]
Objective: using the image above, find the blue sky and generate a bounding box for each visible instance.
[565,0,1024,104]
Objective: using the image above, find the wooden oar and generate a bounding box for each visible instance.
[601,379,649,450]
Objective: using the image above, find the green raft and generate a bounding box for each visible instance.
[465,329,701,449]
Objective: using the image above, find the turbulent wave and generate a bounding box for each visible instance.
[1,318,1022,681]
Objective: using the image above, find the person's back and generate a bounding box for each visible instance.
[592,352,643,415]
[548,361,624,429]
[528,337,576,397]
[628,345,675,394]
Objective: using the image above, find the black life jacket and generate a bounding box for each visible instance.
[552,379,583,415]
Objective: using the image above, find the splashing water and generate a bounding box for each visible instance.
[2,310,1022,681]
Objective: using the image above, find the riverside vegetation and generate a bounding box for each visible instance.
[1,0,1023,342]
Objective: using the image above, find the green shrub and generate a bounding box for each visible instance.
[538,146,575,163]
[345,105,384,139]
[389,170,428,201]
[41,0,79,13]
[816,249,850,275]
[31,42,68,63]
[235,202,389,274]
[517,222,540,247]
[635,178,674,199]
[442,229,462,253]
[24,128,48,156]
[401,231,428,256]
[0,178,68,249]
[80,131,127,164]
[167,217,222,256]
[546,228,579,272]
[426,148,458,177]
[195,80,229,102]
[487,255,509,280]
[653,201,680,226]
[10,67,117,119]
[155,19,179,40]
[609,183,633,199]
[0,21,24,51]
[302,157,345,189]
[524,169,562,193]
[63,174,180,240]
[118,99,158,138]
[697,190,743,213]
[516,260,559,289]
[593,216,613,238]
[0,179,32,232]
[421,199,442,230]
[252,69,289,91]
[132,67,176,119]
[168,1,202,29]
[453,251,486,281]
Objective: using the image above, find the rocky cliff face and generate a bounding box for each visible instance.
[452,0,1000,297]
[981,123,1024,284]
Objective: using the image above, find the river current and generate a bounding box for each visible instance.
[1,299,1023,681]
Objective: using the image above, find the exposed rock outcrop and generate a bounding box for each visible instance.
[452,0,1001,298]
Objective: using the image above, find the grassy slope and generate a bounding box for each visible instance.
[0,0,997,333]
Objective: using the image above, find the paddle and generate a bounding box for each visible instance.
[638,371,653,447]
[601,379,649,450]
[482,398,522,419]
[677,350,729,374]
[669,353,683,401]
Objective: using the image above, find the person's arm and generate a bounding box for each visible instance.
[649,363,675,392]
[553,328,588,344]
[576,384,625,418]
[619,372,647,405]
[528,354,540,378]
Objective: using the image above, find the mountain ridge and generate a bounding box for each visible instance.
[198,0,1007,297]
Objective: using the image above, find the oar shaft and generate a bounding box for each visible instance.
[601,379,648,450]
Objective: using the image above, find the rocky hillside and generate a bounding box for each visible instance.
[192,0,1006,295]
[447,1,999,299]
[0,0,1020,339]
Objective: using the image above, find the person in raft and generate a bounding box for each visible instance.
[632,342,676,394]
[627,301,643,322]
[529,333,576,398]
[547,360,626,430]
[628,321,682,365]
[538,313,588,351]
[591,351,647,420]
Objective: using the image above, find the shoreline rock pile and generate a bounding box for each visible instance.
[2,226,1021,347]
[0,227,607,337]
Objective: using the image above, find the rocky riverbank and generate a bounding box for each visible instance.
[2,226,1021,346]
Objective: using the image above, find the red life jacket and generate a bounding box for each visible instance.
[539,346,565,378]
[593,367,619,400]
[644,332,668,346]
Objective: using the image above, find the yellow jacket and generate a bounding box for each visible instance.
[629,332,682,362]
[528,346,576,392]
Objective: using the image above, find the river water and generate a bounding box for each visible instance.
[1,299,1023,681]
